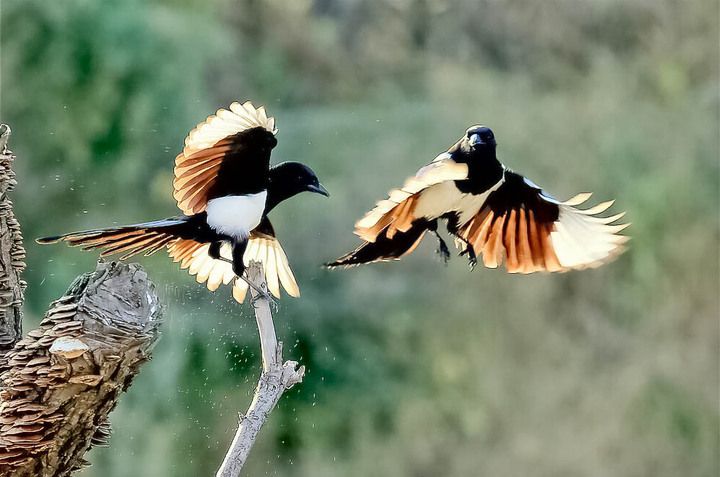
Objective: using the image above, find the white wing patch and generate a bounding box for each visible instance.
[169,237,299,303]
[186,243,236,291]
[182,101,277,157]
[550,195,630,270]
[232,237,300,303]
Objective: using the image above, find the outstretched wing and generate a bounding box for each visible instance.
[455,171,629,273]
[173,101,277,215]
[354,155,469,242]
[167,221,299,303]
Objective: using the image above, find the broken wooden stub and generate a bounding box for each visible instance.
[0,126,28,368]
[0,261,162,476]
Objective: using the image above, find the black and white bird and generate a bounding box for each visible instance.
[327,125,628,272]
[38,101,328,302]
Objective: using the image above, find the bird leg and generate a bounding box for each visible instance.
[211,241,273,303]
[233,240,274,305]
[427,220,451,264]
[457,237,478,270]
[216,256,265,296]
[217,258,272,302]
[435,233,451,264]
[208,240,223,260]
[231,240,248,277]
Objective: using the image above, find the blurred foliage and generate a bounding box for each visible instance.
[1,0,718,476]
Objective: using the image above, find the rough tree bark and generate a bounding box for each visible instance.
[0,124,163,476]
[0,125,27,369]
[216,262,304,477]
[0,262,162,475]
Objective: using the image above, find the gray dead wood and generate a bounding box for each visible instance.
[216,262,304,477]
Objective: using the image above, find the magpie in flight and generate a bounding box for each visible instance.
[327,125,628,272]
[38,101,329,302]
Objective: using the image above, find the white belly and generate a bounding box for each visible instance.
[206,191,267,239]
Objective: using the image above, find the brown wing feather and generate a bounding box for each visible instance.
[504,210,518,270]
[481,215,505,268]
[355,157,468,242]
[173,101,277,215]
[525,209,544,270]
[386,196,415,239]
[456,172,629,273]
[174,170,220,206]
[515,208,533,273]
[168,239,204,268]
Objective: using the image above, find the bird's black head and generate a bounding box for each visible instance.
[463,125,496,152]
[266,161,329,213]
[273,161,329,197]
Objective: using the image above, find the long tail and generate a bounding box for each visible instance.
[326,219,430,268]
[36,218,190,260]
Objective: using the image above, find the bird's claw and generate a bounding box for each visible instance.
[459,246,477,270]
[239,273,278,310]
[436,240,451,265]
[250,289,278,311]
[431,229,451,265]
[468,256,477,270]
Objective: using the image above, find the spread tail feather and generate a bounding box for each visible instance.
[36,218,189,260]
[326,219,429,268]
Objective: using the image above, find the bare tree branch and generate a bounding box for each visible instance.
[216,262,304,477]
[0,261,162,476]
[0,125,27,368]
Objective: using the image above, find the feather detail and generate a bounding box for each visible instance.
[167,235,299,303]
[456,174,629,273]
[355,157,468,242]
[173,101,277,215]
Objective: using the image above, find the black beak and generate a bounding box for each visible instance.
[469,133,484,148]
[307,183,330,197]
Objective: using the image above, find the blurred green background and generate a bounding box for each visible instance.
[1,0,718,475]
